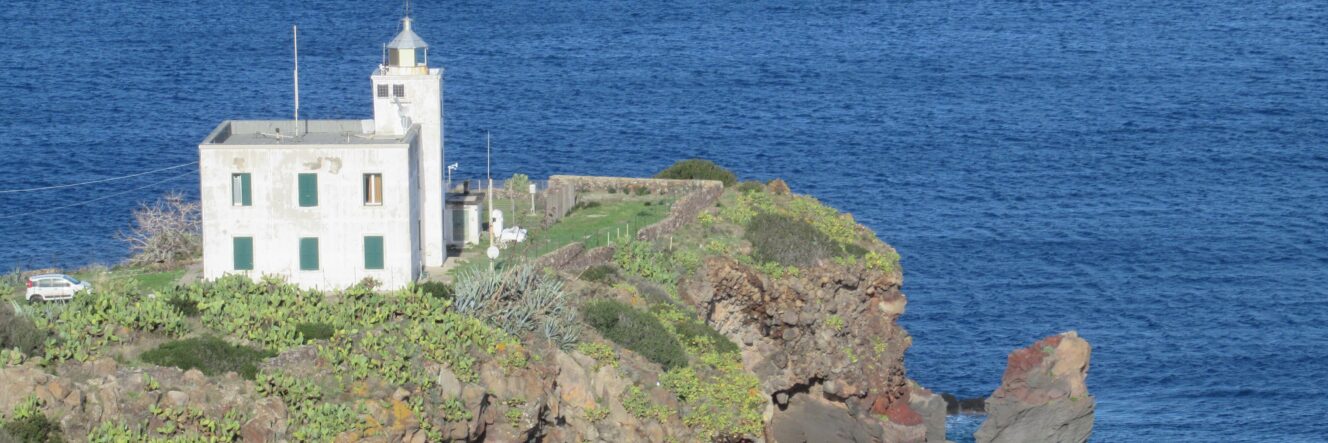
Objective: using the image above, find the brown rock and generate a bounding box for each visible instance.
[976,331,1095,443]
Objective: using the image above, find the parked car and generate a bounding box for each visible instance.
[25,274,92,302]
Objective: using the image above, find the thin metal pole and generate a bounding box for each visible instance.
[293,25,300,137]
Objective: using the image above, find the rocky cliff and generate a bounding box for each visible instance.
[681,256,943,442]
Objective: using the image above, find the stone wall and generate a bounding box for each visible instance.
[532,243,615,273]
[547,175,721,195]
[636,183,724,241]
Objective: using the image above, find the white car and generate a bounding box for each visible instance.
[25,274,92,302]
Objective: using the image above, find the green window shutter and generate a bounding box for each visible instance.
[298,173,318,207]
[364,236,384,270]
[299,238,319,270]
[232,173,252,206]
[233,237,253,270]
[239,173,252,206]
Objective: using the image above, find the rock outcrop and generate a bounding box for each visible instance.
[682,256,931,442]
[975,331,1095,443]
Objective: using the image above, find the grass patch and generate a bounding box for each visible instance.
[134,270,184,293]
[416,281,453,300]
[583,300,686,370]
[139,336,274,380]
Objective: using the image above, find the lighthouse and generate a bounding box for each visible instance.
[372,16,446,268]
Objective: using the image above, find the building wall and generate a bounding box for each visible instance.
[199,139,419,290]
[372,68,445,268]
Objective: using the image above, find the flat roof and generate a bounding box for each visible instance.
[201,120,416,147]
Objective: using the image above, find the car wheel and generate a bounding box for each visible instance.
[29,294,45,303]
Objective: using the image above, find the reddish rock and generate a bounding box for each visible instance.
[976,331,1095,443]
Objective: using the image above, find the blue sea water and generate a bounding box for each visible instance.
[2,1,1326,441]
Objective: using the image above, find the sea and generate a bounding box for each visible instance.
[2,1,1325,441]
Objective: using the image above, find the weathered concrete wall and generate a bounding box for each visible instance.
[199,136,420,290]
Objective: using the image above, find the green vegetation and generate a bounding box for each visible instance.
[503,173,531,194]
[34,278,186,363]
[655,159,738,186]
[415,281,453,300]
[139,336,274,380]
[734,180,764,193]
[584,300,687,370]
[652,305,739,355]
[133,270,185,294]
[622,385,671,422]
[3,395,63,443]
[745,212,841,267]
[1,302,47,357]
[452,265,581,350]
[584,404,610,422]
[576,341,619,370]
[295,322,336,341]
[579,265,617,284]
[614,241,677,286]
[659,351,765,441]
[826,315,845,332]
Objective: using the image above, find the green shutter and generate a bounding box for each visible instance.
[364,236,384,270]
[298,173,318,207]
[239,173,252,206]
[299,238,319,270]
[233,237,253,270]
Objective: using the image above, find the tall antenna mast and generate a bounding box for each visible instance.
[293,24,300,137]
[486,131,494,244]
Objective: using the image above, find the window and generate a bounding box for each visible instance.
[377,84,389,98]
[364,173,383,205]
[364,236,384,270]
[298,173,318,207]
[392,84,405,97]
[233,237,253,270]
[299,238,319,271]
[231,173,251,206]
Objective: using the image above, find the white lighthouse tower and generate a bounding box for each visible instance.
[372,16,446,267]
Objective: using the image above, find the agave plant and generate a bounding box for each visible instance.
[452,265,582,349]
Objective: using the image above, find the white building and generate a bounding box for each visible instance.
[198,16,445,290]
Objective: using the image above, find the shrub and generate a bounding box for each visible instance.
[659,353,765,440]
[614,241,676,286]
[655,159,737,187]
[0,302,48,356]
[579,265,617,284]
[3,395,63,443]
[734,180,764,194]
[583,300,686,370]
[453,265,581,350]
[576,341,618,369]
[118,192,201,267]
[164,293,200,317]
[139,336,274,380]
[416,281,454,300]
[634,187,651,196]
[503,173,531,195]
[36,278,186,363]
[766,178,791,195]
[569,200,601,215]
[670,316,739,355]
[295,322,335,341]
[745,212,839,268]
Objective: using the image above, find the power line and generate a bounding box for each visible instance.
[0,162,198,194]
[0,170,196,220]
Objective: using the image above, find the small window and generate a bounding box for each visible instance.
[364,236,384,270]
[363,173,383,205]
[392,84,405,97]
[233,237,253,270]
[377,84,389,98]
[232,173,251,206]
[299,238,319,271]
[298,173,318,207]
